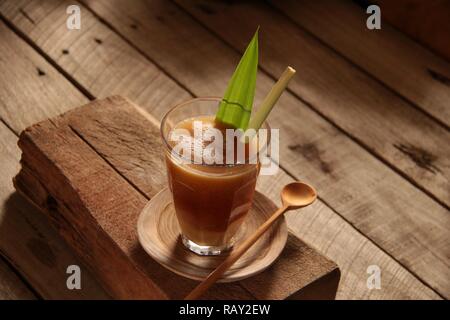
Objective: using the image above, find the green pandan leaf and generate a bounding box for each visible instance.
[215,28,258,130]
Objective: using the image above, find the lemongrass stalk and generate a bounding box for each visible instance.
[241,66,295,143]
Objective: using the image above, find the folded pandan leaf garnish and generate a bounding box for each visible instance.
[216,28,296,138]
[215,29,259,130]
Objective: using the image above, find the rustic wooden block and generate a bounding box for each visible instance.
[14,96,340,300]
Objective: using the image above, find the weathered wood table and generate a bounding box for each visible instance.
[0,0,448,300]
[13,95,340,299]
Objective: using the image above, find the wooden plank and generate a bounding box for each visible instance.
[0,25,85,133]
[15,96,341,299]
[0,21,109,299]
[0,4,256,299]
[38,0,450,297]
[0,122,108,299]
[15,159,316,301]
[15,95,438,298]
[0,0,191,134]
[269,0,450,128]
[376,0,450,61]
[261,175,441,300]
[18,171,340,302]
[15,96,440,300]
[0,255,36,299]
[173,0,450,207]
[63,99,441,300]
[0,0,443,299]
[16,116,165,299]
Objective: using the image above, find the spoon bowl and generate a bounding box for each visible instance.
[282,182,317,209]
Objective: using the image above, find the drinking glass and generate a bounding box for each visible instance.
[160,97,270,255]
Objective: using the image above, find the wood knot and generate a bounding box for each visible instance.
[46,195,58,211]
[427,69,450,86]
[26,238,57,268]
[394,143,441,174]
[36,67,46,76]
[288,143,333,174]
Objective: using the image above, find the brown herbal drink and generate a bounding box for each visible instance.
[166,115,259,255]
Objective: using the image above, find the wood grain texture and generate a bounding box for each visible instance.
[0,21,109,299]
[0,5,263,299]
[0,255,35,299]
[17,164,341,300]
[138,188,288,282]
[18,114,168,299]
[0,0,191,127]
[64,97,443,299]
[0,0,444,299]
[176,0,449,208]
[33,96,441,300]
[15,96,340,299]
[269,0,450,128]
[0,22,85,133]
[376,0,450,61]
[57,0,449,297]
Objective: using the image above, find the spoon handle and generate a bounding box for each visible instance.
[185,205,289,300]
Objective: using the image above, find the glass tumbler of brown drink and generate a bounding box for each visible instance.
[160,98,270,256]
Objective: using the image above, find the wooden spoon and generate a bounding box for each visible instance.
[185,182,317,300]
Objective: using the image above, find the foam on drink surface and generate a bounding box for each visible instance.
[168,115,258,167]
